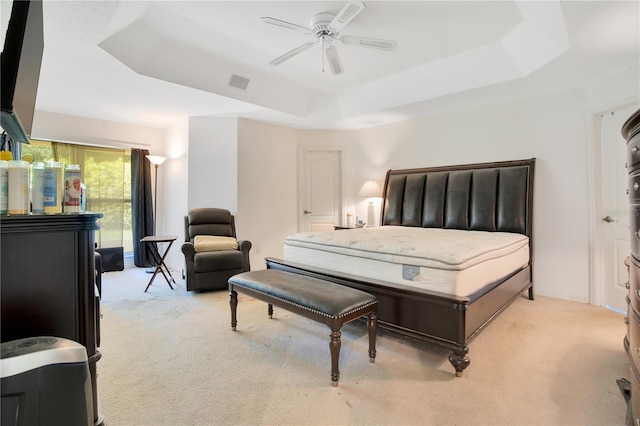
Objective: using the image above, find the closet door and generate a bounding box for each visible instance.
[601,104,639,312]
[299,149,342,231]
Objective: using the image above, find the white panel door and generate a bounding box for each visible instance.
[602,104,639,312]
[300,149,341,232]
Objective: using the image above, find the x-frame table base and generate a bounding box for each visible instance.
[140,235,178,292]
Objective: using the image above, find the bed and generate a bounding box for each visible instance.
[266,158,535,376]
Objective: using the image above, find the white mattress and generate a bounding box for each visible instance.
[283,226,530,297]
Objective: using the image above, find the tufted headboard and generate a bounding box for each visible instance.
[381,159,535,237]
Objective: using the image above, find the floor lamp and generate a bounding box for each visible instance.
[358,179,382,227]
[145,155,167,272]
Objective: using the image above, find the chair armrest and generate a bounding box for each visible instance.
[238,240,252,253]
[182,242,196,291]
[182,242,195,258]
[238,240,252,271]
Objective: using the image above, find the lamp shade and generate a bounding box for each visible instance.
[145,155,167,166]
[358,180,382,198]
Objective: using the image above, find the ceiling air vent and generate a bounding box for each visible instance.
[229,74,250,90]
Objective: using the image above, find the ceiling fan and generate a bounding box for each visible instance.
[261,1,398,75]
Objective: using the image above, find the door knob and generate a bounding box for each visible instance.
[304,210,311,215]
[602,216,614,223]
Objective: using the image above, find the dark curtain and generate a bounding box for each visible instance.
[131,149,154,267]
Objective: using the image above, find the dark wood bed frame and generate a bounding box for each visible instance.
[266,158,535,376]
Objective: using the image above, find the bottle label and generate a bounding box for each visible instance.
[31,168,45,214]
[0,166,7,214]
[43,168,60,208]
[64,169,81,212]
[7,166,29,214]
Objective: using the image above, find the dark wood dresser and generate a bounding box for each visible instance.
[0,213,104,425]
[623,108,640,425]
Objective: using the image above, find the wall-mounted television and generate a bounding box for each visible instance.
[1,0,43,145]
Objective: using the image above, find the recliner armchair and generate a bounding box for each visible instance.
[182,208,251,292]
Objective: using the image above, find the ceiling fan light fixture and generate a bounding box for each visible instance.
[262,1,396,75]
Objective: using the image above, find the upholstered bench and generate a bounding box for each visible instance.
[228,269,378,387]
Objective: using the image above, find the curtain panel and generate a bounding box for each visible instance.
[131,149,154,267]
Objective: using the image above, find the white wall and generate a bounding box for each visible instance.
[187,116,238,212]
[161,118,189,273]
[162,116,239,272]
[584,64,640,115]
[237,118,298,270]
[32,111,164,149]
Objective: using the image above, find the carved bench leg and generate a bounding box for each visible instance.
[329,328,342,387]
[368,310,378,363]
[230,289,238,331]
[448,346,470,377]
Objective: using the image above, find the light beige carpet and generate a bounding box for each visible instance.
[97,266,629,425]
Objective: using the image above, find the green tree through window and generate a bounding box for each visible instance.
[23,140,133,252]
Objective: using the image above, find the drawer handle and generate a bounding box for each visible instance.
[633,146,639,154]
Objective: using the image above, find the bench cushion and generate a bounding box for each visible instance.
[228,270,377,319]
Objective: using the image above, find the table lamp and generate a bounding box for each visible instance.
[358,179,382,226]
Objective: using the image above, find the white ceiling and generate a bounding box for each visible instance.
[3,0,640,130]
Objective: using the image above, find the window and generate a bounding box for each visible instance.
[23,140,133,252]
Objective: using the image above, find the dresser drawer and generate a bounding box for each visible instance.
[631,259,640,314]
[630,206,640,258]
[631,173,640,203]
[629,136,640,173]
[627,305,640,376]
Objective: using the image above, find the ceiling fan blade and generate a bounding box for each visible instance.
[270,42,316,66]
[261,17,313,36]
[325,45,344,75]
[339,35,398,51]
[328,1,365,34]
